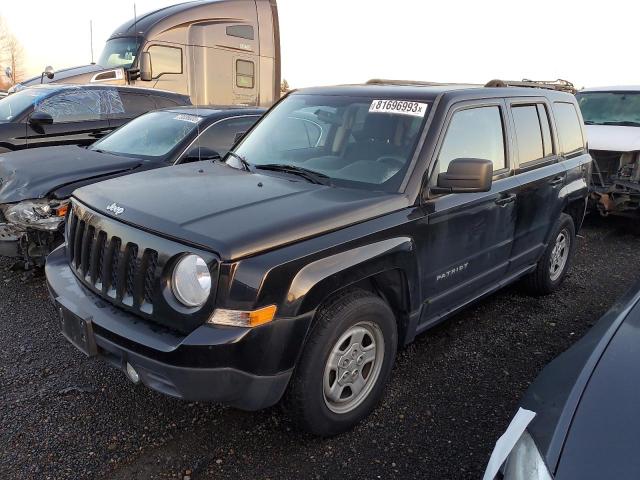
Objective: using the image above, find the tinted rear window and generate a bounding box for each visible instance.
[511,105,544,165]
[553,102,584,155]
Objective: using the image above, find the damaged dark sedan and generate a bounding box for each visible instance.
[0,106,264,267]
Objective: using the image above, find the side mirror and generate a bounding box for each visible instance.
[29,111,54,126]
[139,52,152,82]
[432,158,493,194]
[43,66,55,80]
[183,146,221,163]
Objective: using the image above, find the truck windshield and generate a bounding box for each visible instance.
[0,87,54,122]
[230,94,429,192]
[90,110,201,159]
[577,91,640,127]
[97,37,141,69]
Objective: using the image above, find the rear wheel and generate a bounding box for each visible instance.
[524,213,576,295]
[285,289,397,436]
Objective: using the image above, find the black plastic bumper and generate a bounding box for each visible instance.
[46,245,313,411]
[0,222,22,257]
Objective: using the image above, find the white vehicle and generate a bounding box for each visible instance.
[576,86,640,216]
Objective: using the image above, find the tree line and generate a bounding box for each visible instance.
[0,16,24,90]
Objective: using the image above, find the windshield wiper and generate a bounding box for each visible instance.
[225,151,253,171]
[255,163,331,185]
[601,121,640,127]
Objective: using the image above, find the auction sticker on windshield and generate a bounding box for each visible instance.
[174,114,203,124]
[369,100,429,118]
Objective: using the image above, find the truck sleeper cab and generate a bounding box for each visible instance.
[46,81,591,436]
[14,0,281,108]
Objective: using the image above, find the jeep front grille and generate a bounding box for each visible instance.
[68,208,158,314]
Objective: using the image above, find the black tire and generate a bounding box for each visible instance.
[524,213,576,295]
[284,289,397,436]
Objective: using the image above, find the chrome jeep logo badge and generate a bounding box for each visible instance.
[106,203,125,216]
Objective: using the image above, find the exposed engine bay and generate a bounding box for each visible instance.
[590,150,640,216]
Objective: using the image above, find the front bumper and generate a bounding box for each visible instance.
[46,245,313,411]
[0,222,23,257]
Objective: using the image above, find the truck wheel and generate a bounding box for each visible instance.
[285,289,397,436]
[525,213,576,295]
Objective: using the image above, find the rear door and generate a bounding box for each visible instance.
[419,100,520,325]
[507,99,566,271]
[26,89,113,148]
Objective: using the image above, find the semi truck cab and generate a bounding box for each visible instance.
[13,0,281,108]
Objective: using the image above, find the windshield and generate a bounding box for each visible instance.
[230,94,429,192]
[0,88,53,122]
[91,110,202,158]
[97,37,141,69]
[576,91,640,127]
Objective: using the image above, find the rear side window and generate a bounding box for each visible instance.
[236,60,255,89]
[117,92,157,118]
[153,96,184,109]
[537,104,553,156]
[438,106,506,174]
[511,105,544,164]
[148,45,182,77]
[553,102,584,155]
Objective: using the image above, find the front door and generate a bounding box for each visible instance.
[26,89,112,148]
[417,101,519,326]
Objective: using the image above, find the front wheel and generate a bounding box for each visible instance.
[524,213,576,295]
[284,289,397,436]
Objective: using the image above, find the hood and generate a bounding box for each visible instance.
[0,146,142,203]
[585,124,640,152]
[18,64,106,87]
[73,162,408,260]
[554,293,640,479]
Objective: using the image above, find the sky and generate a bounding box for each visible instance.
[1,0,639,89]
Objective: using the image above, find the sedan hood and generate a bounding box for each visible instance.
[554,293,640,479]
[585,124,640,152]
[0,146,142,203]
[73,162,407,260]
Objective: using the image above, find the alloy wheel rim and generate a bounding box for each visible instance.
[323,321,385,414]
[549,228,570,281]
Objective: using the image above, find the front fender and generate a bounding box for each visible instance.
[279,236,419,318]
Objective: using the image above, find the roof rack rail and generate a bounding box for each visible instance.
[484,78,577,94]
[366,79,475,87]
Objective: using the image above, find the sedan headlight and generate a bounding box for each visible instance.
[503,431,553,480]
[171,254,211,307]
[2,200,69,231]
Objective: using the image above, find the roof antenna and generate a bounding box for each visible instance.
[89,20,94,64]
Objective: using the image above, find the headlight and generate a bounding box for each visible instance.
[503,431,553,480]
[3,200,69,231]
[171,254,211,307]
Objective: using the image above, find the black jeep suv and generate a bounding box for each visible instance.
[46,81,591,435]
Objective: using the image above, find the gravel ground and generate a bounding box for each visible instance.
[1,215,639,480]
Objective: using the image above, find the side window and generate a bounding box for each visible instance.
[34,89,121,122]
[511,105,544,165]
[194,116,260,157]
[148,45,182,77]
[118,92,157,118]
[153,96,183,109]
[226,25,254,40]
[236,60,255,89]
[437,106,506,174]
[553,102,584,156]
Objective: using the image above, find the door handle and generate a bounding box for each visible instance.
[495,193,516,207]
[548,176,564,187]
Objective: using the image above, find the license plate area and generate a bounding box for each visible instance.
[59,305,98,357]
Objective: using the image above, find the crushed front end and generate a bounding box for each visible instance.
[590,149,640,216]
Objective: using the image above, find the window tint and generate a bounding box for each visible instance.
[512,105,544,164]
[148,45,182,77]
[117,92,157,118]
[236,60,255,89]
[195,116,259,157]
[553,102,584,155]
[226,25,254,40]
[34,88,124,122]
[537,104,553,156]
[438,106,505,174]
[153,96,184,109]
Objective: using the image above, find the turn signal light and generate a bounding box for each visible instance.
[56,204,69,217]
[208,305,277,327]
